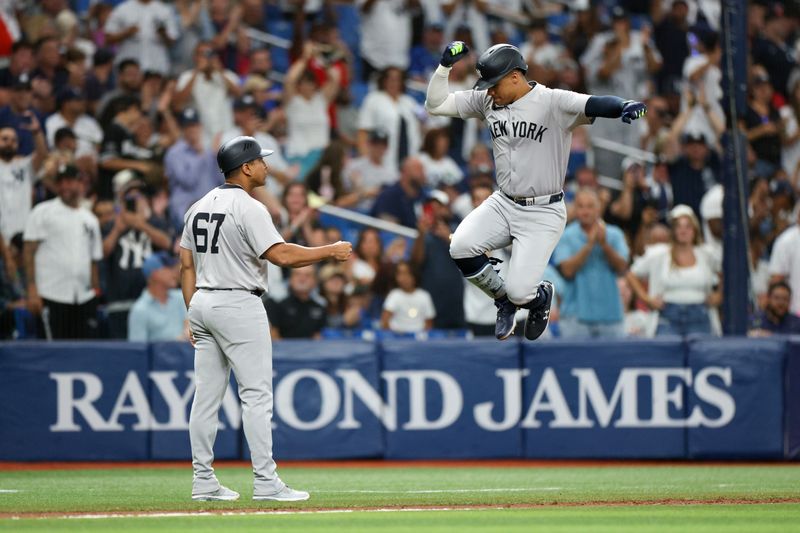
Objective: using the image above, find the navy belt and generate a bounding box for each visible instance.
[198,287,264,297]
[503,190,564,207]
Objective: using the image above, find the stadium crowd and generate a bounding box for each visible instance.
[0,0,798,342]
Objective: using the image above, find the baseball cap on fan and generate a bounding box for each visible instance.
[142,252,179,279]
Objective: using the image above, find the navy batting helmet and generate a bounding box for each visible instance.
[217,135,274,174]
[474,44,528,91]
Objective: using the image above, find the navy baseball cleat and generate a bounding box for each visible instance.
[524,281,554,341]
[494,295,517,340]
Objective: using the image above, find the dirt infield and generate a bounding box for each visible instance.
[0,459,794,472]
[2,498,800,520]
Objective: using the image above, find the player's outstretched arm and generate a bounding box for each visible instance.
[424,41,469,117]
[264,241,352,268]
[585,95,647,124]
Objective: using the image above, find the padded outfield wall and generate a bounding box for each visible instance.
[0,337,797,461]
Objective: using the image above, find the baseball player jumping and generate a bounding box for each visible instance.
[425,42,646,340]
[180,136,352,501]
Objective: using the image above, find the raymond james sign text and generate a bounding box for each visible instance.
[49,367,735,433]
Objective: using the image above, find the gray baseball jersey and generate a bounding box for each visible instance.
[180,183,286,497]
[454,84,592,197]
[180,184,284,291]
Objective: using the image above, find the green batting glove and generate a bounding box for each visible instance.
[440,41,469,67]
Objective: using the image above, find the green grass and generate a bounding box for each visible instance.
[1,465,799,532]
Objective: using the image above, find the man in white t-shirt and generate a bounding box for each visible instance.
[769,211,800,315]
[104,0,179,75]
[175,42,242,139]
[23,164,103,339]
[0,116,48,243]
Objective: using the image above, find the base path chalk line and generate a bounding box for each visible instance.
[313,488,563,494]
[0,490,19,494]
[4,498,800,521]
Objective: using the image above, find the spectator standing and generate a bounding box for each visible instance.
[554,189,629,339]
[381,261,435,334]
[283,45,340,178]
[653,0,690,96]
[265,265,327,339]
[408,23,446,83]
[164,108,223,230]
[175,42,242,140]
[0,73,37,156]
[128,251,187,341]
[411,191,465,330]
[357,0,414,79]
[0,118,47,243]
[768,208,800,315]
[104,0,180,76]
[519,18,566,89]
[358,67,423,173]
[750,281,800,336]
[627,205,721,337]
[102,177,172,338]
[680,30,725,148]
[370,156,427,228]
[745,66,783,179]
[23,165,102,340]
[318,263,362,329]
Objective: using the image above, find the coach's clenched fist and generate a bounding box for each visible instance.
[329,241,353,261]
[440,41,469,67]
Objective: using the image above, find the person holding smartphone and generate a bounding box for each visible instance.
[100,174,172,339]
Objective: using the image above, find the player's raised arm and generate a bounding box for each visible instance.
[424,41,470,117]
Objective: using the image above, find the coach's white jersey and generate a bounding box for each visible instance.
[180,184,284,292]
[454,83,592,198]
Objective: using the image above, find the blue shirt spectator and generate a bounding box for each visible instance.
[554,189,629,338]
[128,252,187,342]
[163,108,223,230]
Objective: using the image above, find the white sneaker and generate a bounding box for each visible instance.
[192,485,240,501]
[253,485,310,502]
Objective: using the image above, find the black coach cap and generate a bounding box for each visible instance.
[217,136,274,174]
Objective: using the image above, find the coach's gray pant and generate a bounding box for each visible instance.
[188,289,281,495]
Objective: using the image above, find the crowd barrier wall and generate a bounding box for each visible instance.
[0,337,794,461]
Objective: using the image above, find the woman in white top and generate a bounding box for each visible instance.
[283,43,340,176]
[418,128,464,188]
[357,67,422,173]
[626,205,721,337]
[381,261,435,334]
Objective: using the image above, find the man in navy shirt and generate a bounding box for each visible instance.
[668,133,719,220]
[750,281,800,335]
[371,156,427,228]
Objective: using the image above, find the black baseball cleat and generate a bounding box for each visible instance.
[524,281,554,341]
[494,296,517,340]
